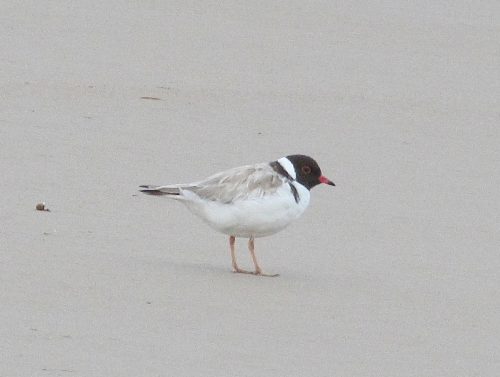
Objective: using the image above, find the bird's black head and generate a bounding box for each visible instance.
[286,154,335,190]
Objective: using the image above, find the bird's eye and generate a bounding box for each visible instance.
[302,165,311,174]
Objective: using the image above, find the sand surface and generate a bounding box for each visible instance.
[1,1,499,376]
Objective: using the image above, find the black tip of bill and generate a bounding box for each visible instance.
[319,175,335,186]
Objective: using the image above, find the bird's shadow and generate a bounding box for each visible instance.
[137,252,311,282]
[165,259,313,282]
[173,260,230,275]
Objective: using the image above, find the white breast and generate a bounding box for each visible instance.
[183,181,310,238]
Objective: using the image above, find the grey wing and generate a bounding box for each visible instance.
[186,163,285,203]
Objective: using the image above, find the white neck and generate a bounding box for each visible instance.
[277,157,296,180]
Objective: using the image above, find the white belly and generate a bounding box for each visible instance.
[183,182,310,238]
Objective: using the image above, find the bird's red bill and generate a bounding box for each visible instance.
[319,175,335,186]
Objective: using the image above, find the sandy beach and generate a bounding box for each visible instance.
[1,1,499,376]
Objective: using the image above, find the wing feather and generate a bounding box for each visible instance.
[186,163,285,203]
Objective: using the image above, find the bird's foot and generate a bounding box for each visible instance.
[232,268,279,277]
[254,271,280,278]
[232,267,253,275]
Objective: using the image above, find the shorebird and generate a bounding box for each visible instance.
[140,154,335,276]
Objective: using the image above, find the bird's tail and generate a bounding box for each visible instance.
[139,185,181,196]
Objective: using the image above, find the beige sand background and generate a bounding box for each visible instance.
[1,1,499,376]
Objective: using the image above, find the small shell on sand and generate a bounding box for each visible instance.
[36,202,50,212]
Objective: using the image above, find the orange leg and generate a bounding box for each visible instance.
[230,236,251,274]
[248,237,279,277]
